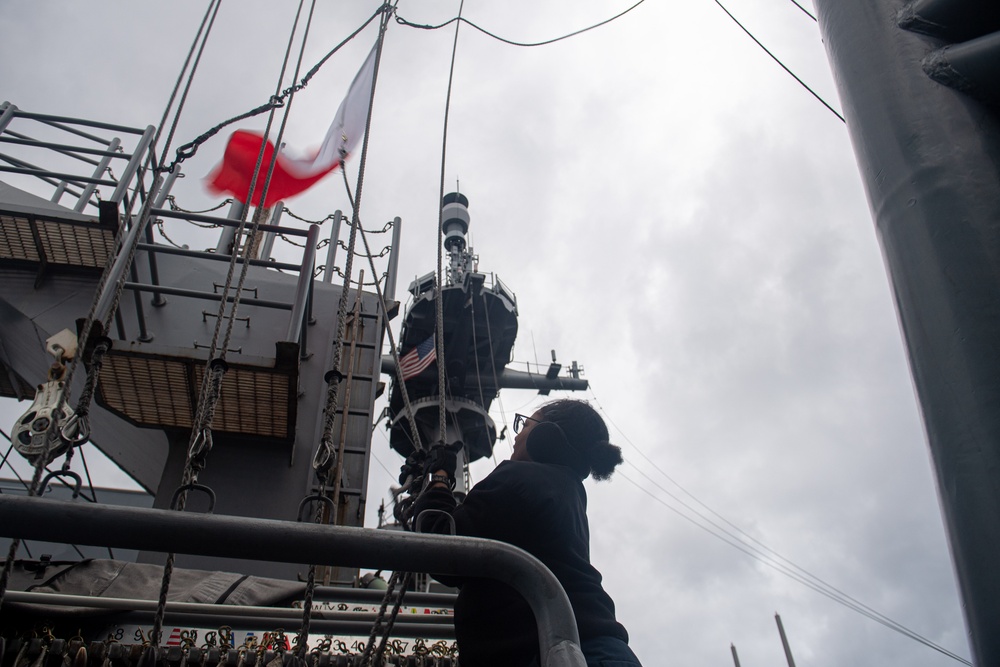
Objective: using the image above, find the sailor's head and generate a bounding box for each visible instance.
[510,399,623,481]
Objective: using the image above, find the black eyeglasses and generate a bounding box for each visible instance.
[513,413,541,434]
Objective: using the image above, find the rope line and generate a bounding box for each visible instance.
[148,0,314,646]
[166,4,390,173]
[396,0,645,47]
[340,169,424,456]
[433,0,465,458]
[0,0,219,611]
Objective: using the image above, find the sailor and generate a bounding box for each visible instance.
[412,399,643,667]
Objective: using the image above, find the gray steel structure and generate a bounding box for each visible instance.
[384,193,588,481]
[0,105,391,581]
[814,2,1000,665]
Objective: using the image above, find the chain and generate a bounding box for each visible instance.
[166,194,233,214]
[154,218,190,249]
[280,207,339,226]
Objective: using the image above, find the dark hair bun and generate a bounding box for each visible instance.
[588,441,624,481]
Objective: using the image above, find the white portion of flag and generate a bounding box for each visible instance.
[282,43,378,178]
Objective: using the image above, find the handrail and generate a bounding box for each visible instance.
[286,224,320,343]
[109,125,154,205]
[0,495,587,667]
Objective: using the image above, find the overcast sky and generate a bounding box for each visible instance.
[0,1,971,665]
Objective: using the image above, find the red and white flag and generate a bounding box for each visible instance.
[206,43,378,207]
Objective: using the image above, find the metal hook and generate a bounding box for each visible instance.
[38,470,83,499]
[414,509,456,535]
[296,494,335,522]
[170,482,217,513]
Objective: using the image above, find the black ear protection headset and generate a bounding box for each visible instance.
[525,421,591,479]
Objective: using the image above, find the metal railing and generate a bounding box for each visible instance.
[0,101,154,213]
[0,495,587,667]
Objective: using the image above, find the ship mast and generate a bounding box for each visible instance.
[814,3,1000,665]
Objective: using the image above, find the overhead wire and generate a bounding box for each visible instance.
[591,393,971,665]
[433,0,466,455]
[788,0,818,22]
[617,469,972,665]
[398,0,840,124]
[710,0,844,122]
[396,0,645,48]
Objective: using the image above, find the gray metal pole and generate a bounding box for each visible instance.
[775,613,796,667]
[286,224,320,343]
[216,199,245,254]
[73,137,120,212]
[384,216,402,301]
[730,643,741,667]
[258,203,283,261]
[323,210,343,283]
[0,101,17,135]
[109,125,154,205]
[814,2,1000,665]
[0,495,586,667]
[151,164,182,210]
[93,175,164,323]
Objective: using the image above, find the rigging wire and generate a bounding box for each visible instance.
[396,0,645,47]
[788,0,818,22]
[433,0,465,454]
[338,167,424,482]
[617,469,972,665]
[148,0,314,648]
[588,392,971,665]
[399,0,839,123]
[711,0,844,122]
[166,4,389,172]
[0,0,224,613]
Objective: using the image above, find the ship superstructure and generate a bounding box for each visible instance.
[0,93,591,665]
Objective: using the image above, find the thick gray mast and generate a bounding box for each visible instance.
[814,2,1000,665]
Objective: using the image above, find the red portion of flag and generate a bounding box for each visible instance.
[205,130,339,208]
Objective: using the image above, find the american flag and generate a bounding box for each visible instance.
[399,336,436,381]
[165,628,182,647]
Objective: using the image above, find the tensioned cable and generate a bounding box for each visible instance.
[590,388,787,561]
[617,470,972,665]
[591,385,926,634]
[478,285,512,459]
[148,0,315,648]
[166,4,389,172]
[788,0,818,22]
[396,0,645,48]
[591,390,971,665]
[0,0,224,611]
[711,0,844,122]
[77,448,114,559]
[339,169,424,455]
[434,0,465,450]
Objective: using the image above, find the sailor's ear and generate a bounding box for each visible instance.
[526,422,572,464]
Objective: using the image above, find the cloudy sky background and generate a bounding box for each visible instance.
[0,1,972,665]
